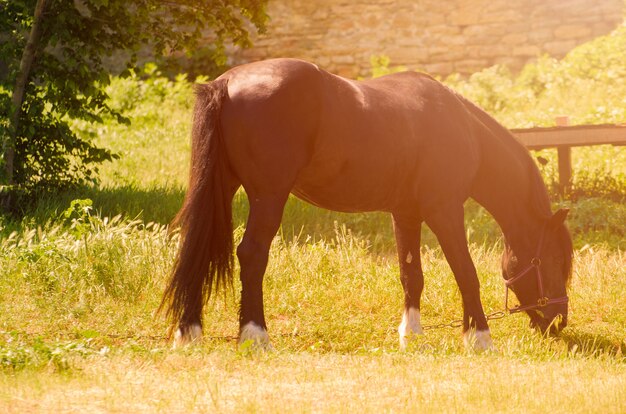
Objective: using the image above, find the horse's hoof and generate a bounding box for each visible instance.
[463,329,495,353]
[172,323,202,349]
[398,307,424,351]
[238,321,272,351]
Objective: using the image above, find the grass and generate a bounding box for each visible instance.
[1,214,624,412]
[2,353,625,413]
[1,39,626,412]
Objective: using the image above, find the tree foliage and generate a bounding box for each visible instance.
[0,0,267,208]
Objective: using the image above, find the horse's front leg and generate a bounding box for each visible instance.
[236,193,288,349]
[392,214,425,350]
[425,203,493,351]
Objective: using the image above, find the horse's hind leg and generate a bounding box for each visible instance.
[392,214,425,350]
[236,192,289,348]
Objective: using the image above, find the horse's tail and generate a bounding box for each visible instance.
[159,78,234,330]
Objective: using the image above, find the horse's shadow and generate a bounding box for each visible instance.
[559,329,626,360]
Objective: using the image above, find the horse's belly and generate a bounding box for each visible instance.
[291,183,387,213]
[292,158,412,213]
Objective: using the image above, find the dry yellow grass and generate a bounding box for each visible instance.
[2,351,625,413]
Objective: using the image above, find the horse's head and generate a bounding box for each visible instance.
[501,209,573,334]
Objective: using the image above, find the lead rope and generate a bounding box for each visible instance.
[421,310,507,331]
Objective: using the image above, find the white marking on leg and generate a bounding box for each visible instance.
[172,323,202,349]
[239,321,272,351]
[398,307,424,350]
[463,329,494,352]
[405,252,413,264]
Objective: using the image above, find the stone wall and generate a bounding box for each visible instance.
[229,0,625,78]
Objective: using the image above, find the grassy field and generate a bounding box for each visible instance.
[2,39,626,412]
[0,218,624,412]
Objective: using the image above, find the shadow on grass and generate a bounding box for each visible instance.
[560,329,626,361]
[3,185,503,253]
[89,185,186,224]
[7,185,186,227]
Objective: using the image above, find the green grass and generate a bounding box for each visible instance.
[0,220,624,412]
[2,34,626,413]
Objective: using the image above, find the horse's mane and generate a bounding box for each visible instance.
[453,90,573,282]
[454,92,548,209]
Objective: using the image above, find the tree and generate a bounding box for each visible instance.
[0,0,267,210]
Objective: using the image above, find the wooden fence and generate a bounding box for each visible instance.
[512,118,626,194]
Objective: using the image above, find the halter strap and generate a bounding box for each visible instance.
[504,224,569,314]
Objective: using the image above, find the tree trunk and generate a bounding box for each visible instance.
[3,0,48,186]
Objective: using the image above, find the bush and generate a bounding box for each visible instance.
[444,26,626,201]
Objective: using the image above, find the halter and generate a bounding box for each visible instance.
[504,224,569,314]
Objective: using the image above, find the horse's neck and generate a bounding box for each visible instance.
[469,133,549,252]
[455,93,552,252]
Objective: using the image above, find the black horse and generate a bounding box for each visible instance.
[160,58,573,351]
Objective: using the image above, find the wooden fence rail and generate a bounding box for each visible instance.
[511,118,626,194]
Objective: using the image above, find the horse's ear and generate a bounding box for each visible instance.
[549,209,569,227]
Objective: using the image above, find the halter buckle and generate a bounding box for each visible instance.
[537,297,549,307]
[531,257,541,266]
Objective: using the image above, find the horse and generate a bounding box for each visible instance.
[159,58,573,351]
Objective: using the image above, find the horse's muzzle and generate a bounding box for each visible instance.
[530,303,568,334]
